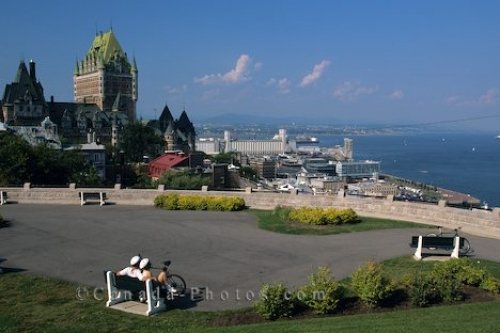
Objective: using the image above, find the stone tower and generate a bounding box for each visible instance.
[1,60,47,125]
[74,30,137,121]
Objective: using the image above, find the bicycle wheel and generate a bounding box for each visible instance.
[168,274,186,294]
[459,237,471,255]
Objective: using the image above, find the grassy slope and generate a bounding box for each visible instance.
[2,256,499,333]
[207,301,500,333]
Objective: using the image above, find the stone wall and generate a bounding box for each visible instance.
[1,185,499,239]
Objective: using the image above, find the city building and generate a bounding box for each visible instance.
[302,158,336,176]
[1,60,47,126]
[148,103,196,154]
[223,129,286,155]
[335,160,381,179]
[66,140,107,180]
[288,136,320,154]
[148,152,190,180]
[74,30,138,121]
[8,116,61,149]
[48,97,128,146]
[343,138,353,160]
[195,138,220,155]
[249,158,276,179]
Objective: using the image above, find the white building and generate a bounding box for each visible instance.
[195,138,220,155]
[224,129,286,155]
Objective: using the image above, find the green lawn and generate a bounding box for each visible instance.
[206,301,500,333]
[2,255,499,333]
[250,209,430,235]
[0,273,498,333]
[381,256,500,280]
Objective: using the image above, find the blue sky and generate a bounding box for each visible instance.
[1,0,499,130]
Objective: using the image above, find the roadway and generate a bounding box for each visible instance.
[1,204,499,311]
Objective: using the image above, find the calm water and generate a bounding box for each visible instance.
[319,133,500,207]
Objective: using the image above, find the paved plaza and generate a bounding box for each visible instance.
[1,204,499,310]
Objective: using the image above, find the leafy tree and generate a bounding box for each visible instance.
[158,170,211,190]
[29,144,66,184]
[121,122,163,163]
[0,131,32,185]
[211,152,236,164]
[239,166,257,180]
[0,131,102,186]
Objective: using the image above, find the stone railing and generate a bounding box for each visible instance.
[1,184,499,239]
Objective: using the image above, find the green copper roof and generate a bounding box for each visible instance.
[87,30,126,64]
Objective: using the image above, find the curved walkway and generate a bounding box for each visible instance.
[1,204,499,311]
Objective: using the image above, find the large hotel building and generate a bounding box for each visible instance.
[73,30,138,120]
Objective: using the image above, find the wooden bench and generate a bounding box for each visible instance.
[410,236,465,260]
[0,191,7,205]
[79,191,106,206]
[105,271,167,316]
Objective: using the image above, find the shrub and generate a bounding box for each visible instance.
[154,194,246,211]
[298,267,344,314]
[288,207,359,225]
[431,260,464,302]
[256,282,295,320]
[408,272,440,307]
[480,276,500,294]
[351,261,394,307]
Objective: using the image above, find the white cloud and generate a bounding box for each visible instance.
[300,60,330,87]
[277,78,291,94]
[389,90,404,100]
[445,95,461,105]
[195,54,252,85]
[266,78,277,86]
[254,62,263,71]
[267,77,291,94]
[333,81,378,102]
[165,84,187,95]
[446,88,498,107]
[478,88,498,105]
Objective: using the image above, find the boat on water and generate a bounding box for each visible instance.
[496,134,500,139]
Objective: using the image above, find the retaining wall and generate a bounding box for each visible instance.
[1,185,499,239]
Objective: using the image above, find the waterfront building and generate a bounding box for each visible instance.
[302,158,337,176]
[74,30,138,121]
[288,136,320,154]
[343,138,353,160]
[335,160,380,179]
[196,138,220,155]
[224,129,286,155]
[1,60,47,126]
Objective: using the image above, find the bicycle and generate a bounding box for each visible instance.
[157,260,187,295]
[425,226,471,255]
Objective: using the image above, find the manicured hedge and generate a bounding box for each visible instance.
[288,207,359,225]
[154,193,246,211]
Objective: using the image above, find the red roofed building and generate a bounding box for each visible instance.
[148,152,189,179]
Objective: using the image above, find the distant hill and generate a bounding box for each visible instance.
[193,113,340,126]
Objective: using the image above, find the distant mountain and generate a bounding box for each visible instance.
[193,113,340,126]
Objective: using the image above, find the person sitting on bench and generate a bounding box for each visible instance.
[116,255,143,279]
[139,258,154,281]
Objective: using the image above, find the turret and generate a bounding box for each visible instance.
[29,60,37,81]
